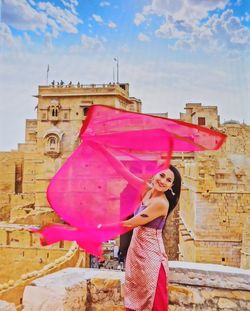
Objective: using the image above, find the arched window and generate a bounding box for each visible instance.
[49,137,56,146]
[47,136,58,152]
[44,128,64,158]
[51,106,59,118]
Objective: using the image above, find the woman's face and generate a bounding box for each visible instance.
[151,169,174,192]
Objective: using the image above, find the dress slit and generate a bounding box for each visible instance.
[125,263,168,311]
[152,263,168,311]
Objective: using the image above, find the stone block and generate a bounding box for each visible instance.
[169,284,204,305]
[23,269,88,311]
[0,301,16,311]
[218,298,238,309]
[168,261,250,290]
[23,268,125,311]
[9,230,31,247]
[0,230,7,246]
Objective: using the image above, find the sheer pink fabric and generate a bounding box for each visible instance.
[35,105,226,256]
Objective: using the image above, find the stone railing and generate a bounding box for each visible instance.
[0,243,80,310]
[20,261,250,311]
[41,82,124,89]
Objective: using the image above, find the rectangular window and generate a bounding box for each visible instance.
[198,117,206,125]
[80,102,92,117]
[83,107,89,116]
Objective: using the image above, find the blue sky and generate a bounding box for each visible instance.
[0,0,250,150]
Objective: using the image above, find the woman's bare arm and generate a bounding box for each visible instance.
[88,140,145,189]
[122,199,169,228]
[95,199,168,231]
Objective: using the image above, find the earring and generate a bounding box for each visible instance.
[148,180,154,188]
[170,188,175,196]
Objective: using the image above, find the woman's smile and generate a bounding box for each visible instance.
[157,180,166,188]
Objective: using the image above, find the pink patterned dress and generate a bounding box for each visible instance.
[124,204,169,311]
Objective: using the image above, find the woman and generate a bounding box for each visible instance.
[122,165,181,311]
[90,142,181,310]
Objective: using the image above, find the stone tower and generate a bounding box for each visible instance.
[177,104,250,268]
[0,83,141,223]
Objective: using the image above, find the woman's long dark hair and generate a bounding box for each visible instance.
[164,165,182,218]
[120,164,181,258]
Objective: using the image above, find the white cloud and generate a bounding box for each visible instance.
[136,0,249,53]
[92,14,103,23]
[143,0,228,22]
[38,2,82,34]
[134,13,146,26]
[60,0,77,14]
[156,17,193,39]
[119,44,130,53]
[200,9,250,50]
[2,0,82,42]
[244,13,250,22]
[47,18,60,38]
[81,34,104,50]
[23,32,32,45]
[44,32,53,49]
[138,32,151,42]
[0,22,22,48]
[100,1,110,7]
[2,0,47,32]
[108,21,117,29]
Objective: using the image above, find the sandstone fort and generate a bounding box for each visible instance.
[0,83,249,310]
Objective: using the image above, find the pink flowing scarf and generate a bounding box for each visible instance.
[35,105,226,256]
